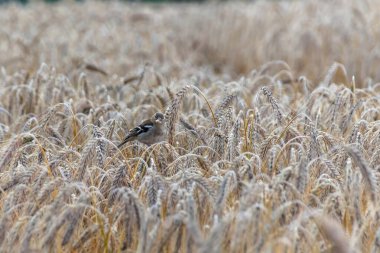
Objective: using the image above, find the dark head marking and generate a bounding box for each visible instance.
[154,112,165,121]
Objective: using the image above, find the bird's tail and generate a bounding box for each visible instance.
[117,137,130,148]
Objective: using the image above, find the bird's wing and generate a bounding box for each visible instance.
[118,120,154,148]
[130,121,153,137]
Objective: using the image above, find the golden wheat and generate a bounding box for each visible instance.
[1,0,380,252]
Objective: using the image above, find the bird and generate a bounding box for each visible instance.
[118,112,166,148]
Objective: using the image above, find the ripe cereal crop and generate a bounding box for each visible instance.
[0,1,380,252]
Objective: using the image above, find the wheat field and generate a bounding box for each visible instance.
[1,0,380,252]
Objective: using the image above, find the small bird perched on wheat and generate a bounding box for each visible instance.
[118,112,166,148]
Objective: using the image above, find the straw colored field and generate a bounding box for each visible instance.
[0,1,380,252]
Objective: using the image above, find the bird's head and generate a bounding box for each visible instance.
[153,112,165,123]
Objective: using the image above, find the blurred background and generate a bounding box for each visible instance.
[0,0,379,87]
[1,0,211,3]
